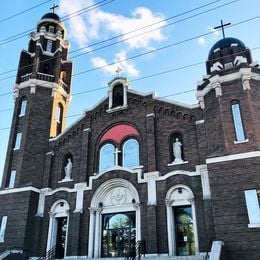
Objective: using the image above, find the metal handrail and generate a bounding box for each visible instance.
[37,245,56,260]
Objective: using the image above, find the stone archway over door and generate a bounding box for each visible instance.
[46,200,70,259]
[88,178,141,258]
[165,185,199,256]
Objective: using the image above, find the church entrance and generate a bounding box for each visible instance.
[55,217,68,259]
[101,212,136,258]
[46,200,70,258]
[166,185,199,256]
[174,205,195,256]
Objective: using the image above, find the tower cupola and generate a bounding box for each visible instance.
[206,37,252,74]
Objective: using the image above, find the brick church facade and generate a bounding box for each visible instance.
[0,11,260,260]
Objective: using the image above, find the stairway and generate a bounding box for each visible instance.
[63,255,206,260]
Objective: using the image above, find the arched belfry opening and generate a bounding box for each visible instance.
[107,77,130,112]
[112,83,124,107]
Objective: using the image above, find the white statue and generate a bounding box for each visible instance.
[64,158,72,180]
[173,138,183,162]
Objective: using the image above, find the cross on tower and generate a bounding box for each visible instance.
[50,3,59,14]
[214,19,231,39]
[115,66,122,77]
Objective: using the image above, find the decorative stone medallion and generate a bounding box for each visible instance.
[110,188,127,205]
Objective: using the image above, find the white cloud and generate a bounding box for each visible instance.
[91,51,139,77]
[59,0,167,75]
[198,37,206,47]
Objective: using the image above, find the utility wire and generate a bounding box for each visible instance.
[1,43,260,100]
[0,1,252,83]
[0,0,52,24]
[0,0,231,77]
[0,0,114,46]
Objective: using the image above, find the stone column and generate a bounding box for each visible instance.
[94,208,102,258]
[165,199,174,256]
[134,203,141,241]
[88,208,96,258]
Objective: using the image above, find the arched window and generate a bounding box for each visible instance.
[231,100,246,141]
[170,133,184,163]
[123,139,139,168]
[112,84,124,108]
[56,103,64,135]
[19,98,27,117]
[99,143,115,172]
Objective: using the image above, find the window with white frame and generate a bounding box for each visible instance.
[0,216,7,242]
[99,143,116,172]
[19,98,27,117]
[231,100,246,141]
[14,132,22,149]
[46,40,53,52]
[8,170,16,188]
[123,139,139,168]
[244,189,260,228]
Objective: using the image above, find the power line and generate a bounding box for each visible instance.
[0,0,231,77]
[0,0,114,46]
[1,44,260,131]
[0,1,253,83]
[1,44,260,102]
[0,0,52,24]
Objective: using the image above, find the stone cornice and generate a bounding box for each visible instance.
[196,68,260,109]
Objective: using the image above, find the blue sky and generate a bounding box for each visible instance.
[1,0,260,184]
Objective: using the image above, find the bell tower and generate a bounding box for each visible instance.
[1,11,72,189]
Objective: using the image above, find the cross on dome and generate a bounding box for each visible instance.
[214,19,231,39]
[50,3,59,14]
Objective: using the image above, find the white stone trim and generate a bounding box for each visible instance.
[74,183,87,213]
[248,224,260,228]
[234,138,249,144]
[0,186,40,195]
[146,113,155,118]
[195,120,204,125]
[165,185,199,256]
[7,165,204,219]
[198,165,211,199]
[46,200,70,256]
[89,178,141,258]
[167,161,188,166]
[146,172,159,205]
[206,151,260,164]
[196,69,260,105]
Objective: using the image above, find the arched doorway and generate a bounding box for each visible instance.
[88,179,141,258]
[46,200,70,259]
[165,185,199,256]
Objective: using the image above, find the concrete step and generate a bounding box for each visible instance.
[64,255,206,260]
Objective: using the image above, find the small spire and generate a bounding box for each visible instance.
[214,19,231,39]
[50,3,59,14]
[115,66,122,77]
